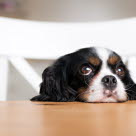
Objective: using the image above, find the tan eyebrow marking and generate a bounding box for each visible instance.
[89,57,101,66]
[108,56,120,65]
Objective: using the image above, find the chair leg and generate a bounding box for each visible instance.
[0,56,9,101]
[9,57,42,94]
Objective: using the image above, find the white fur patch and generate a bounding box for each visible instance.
[86,47,127,102]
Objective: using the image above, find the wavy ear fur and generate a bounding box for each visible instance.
[31,58,77,102]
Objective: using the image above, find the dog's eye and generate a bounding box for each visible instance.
[116,67,125,76]
[80,66,92,75]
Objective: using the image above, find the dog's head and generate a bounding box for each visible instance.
[31,47,136,102]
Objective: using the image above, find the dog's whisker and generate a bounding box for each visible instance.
[83,76,90,87]
[125,84,135,90]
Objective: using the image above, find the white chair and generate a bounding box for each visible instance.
[0,17,136,100]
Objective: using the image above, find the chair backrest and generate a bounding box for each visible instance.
[0,17,136,101]
[0,17,136,59]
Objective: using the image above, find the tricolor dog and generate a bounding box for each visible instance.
[31,47,136,103]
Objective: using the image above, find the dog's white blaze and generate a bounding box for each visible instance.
[87,47,127,102]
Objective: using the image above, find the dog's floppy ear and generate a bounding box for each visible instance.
[31,58,77,102]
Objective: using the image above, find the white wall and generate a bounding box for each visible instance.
[23,0,136,22]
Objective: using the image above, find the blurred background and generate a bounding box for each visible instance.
[0,0,136,100]
[0,0,136,22]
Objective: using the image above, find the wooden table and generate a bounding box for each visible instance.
[0,101,136,136]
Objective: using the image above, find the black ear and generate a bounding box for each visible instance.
[31,59,77,102]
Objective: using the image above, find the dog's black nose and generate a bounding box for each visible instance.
[102,75,117,90]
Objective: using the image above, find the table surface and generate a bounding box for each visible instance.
[1,101,136,136]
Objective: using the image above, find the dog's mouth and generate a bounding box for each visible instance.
[101,89,118,102]
[84,89,127,103]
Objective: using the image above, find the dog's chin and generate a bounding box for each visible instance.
[86,97,126,103]
[82,92,127,103]
[85,97,116,103]
[92,97,118,103]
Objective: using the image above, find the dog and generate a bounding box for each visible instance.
[31,47,136,102]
